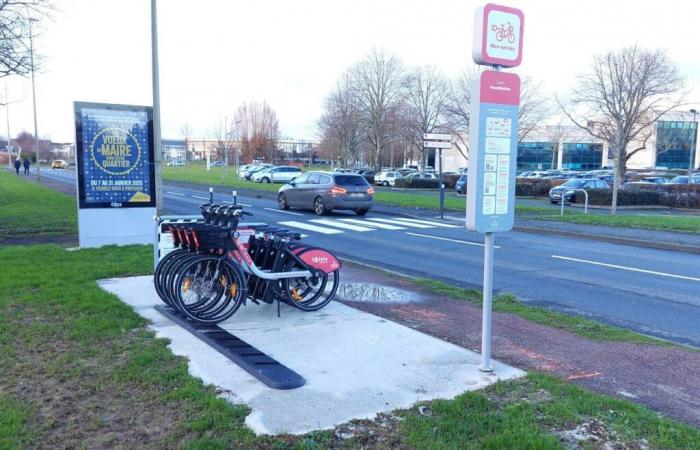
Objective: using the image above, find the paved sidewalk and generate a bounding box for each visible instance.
[339,263,700,427]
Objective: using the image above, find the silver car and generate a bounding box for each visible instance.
[278,172,374,216]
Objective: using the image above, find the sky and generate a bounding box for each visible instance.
[2,0,699,144]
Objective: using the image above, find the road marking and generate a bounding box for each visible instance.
[391,217,460,228]
[223,200,252,207]
[192,195,209,200]
[264,207,303,216]
[278,221,343,234]
[406,232,500,248]
[310,219,374,232]
[338,218,406,230]
[367,218,434,228]
[166,191,185,196]
[551,255,700,282]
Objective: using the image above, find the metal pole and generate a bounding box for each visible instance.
[690,110,698,173]
[560,193,565,215]
[438,148,444,219]
[479,231,495,372]
[28,17,39,180]
[151,0,164,213]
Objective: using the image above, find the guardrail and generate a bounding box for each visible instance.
[560,188,589,215]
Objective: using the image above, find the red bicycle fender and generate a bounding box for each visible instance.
[297,248,341,274]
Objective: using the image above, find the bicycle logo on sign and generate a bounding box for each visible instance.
[491,22,515,43]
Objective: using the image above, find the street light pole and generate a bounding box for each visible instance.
[691,109,698,174]
[151,0,164,212]
[4,81,11,169]
[28,16,40,180]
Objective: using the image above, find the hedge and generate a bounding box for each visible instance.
[575,184,700,208]
[393,174,461,189]
[515,178,565,196]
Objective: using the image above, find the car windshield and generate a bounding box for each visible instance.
[561,179,586,188]
[335,175,369,186]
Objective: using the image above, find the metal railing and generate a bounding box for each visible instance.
[560,189,589,215]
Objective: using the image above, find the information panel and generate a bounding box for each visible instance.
[74,102,155,209]
[466,70,520,233]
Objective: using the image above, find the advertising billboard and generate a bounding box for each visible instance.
[74,102,155,209]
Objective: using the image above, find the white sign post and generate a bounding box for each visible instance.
[423,133,452,219]
[467,3,524,372]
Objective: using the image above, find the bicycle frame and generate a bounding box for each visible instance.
[229,236,313,280]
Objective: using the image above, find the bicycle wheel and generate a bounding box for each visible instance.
[154,249,189,307]
[282,259,340,311]
[174,256,247,323]
[165,252,205,312]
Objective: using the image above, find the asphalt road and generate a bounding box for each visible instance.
[37,168,700,347]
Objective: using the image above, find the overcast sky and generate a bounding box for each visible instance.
[2,0,699,143]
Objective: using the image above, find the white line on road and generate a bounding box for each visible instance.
[338,218,406,230]
[279,221,343,234]
[264,207,303,216]
[192,195,209,200]
[166,191,185,196]
[551,255,700,282]
[310,219,374,231]
[391,217,460,228]
[367,218,434,228]
[406,232,501,248]
[223,200,252,207]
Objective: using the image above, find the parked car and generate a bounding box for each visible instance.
[548,178,609,204]
[668,175,689,184]
[240,164,271,180]
[278,172,374,216]
[405,172,437,180]
[210,161,224,167]
[252,166,302,183]
[359,170,376,182]
[166,160,185,167]
[625,176,668,186]
[455,174,468,194]
[51,159,67,169]
[374,170,404,187]
[396,168,417,176]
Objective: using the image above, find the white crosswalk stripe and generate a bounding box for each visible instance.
[278,221,344,235]
[389,217,460,228]
[310,219,374,231]
[337,218,406,230]
[366,218,435,229]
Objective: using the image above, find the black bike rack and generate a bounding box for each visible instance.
[154,305,306,390]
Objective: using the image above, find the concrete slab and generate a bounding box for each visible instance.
[99,276,524,435]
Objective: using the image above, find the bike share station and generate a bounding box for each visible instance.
[92,3,525,435]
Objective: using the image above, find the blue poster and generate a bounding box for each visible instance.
[75,102,155,208]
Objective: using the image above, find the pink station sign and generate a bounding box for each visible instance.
[472,3,524,67]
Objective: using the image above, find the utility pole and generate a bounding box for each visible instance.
[28,15,40,180]
[4,82,12,169]
[151,0,164,212]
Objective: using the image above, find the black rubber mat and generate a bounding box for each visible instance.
[154,305,306,390]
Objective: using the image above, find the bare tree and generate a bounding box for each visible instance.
[443,69,475,161]
[351,48,404,169]
[318,72,362,168]
[518,77,550,142]
[0,1,50,77]
[560,46,685,213]
[232,101,280,163]
[404,65,449,169]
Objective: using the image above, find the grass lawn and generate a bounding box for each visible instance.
[162,165,280,193]
[1,246,698,448]
[527,211,700,234]
[0,171,76,238]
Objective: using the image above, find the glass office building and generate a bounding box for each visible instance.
[561,143,603,170]
[655,120,697,169]
[517,142,557,171]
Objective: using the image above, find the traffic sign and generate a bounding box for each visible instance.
[472,3,524,67]
[423,133,451,141]
[423,141,452,149]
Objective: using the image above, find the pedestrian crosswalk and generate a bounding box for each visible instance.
[278,216,460,235]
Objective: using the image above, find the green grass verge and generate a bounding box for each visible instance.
[0,171,76,237]
[1,244,697,447]
[414,278,669,346]
[527,211,700,234]
[163,165,280,192]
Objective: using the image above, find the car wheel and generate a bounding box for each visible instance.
[278,193,289,210]
[314,197,328,216]
[382,181,389,187]
[355,209,368,216]
[549,200,558,204]
[262,177,270,183]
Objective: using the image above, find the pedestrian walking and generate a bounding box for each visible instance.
[23,158,30,175]
[13,158,21,175]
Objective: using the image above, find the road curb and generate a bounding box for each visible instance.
[513,225,700,254]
